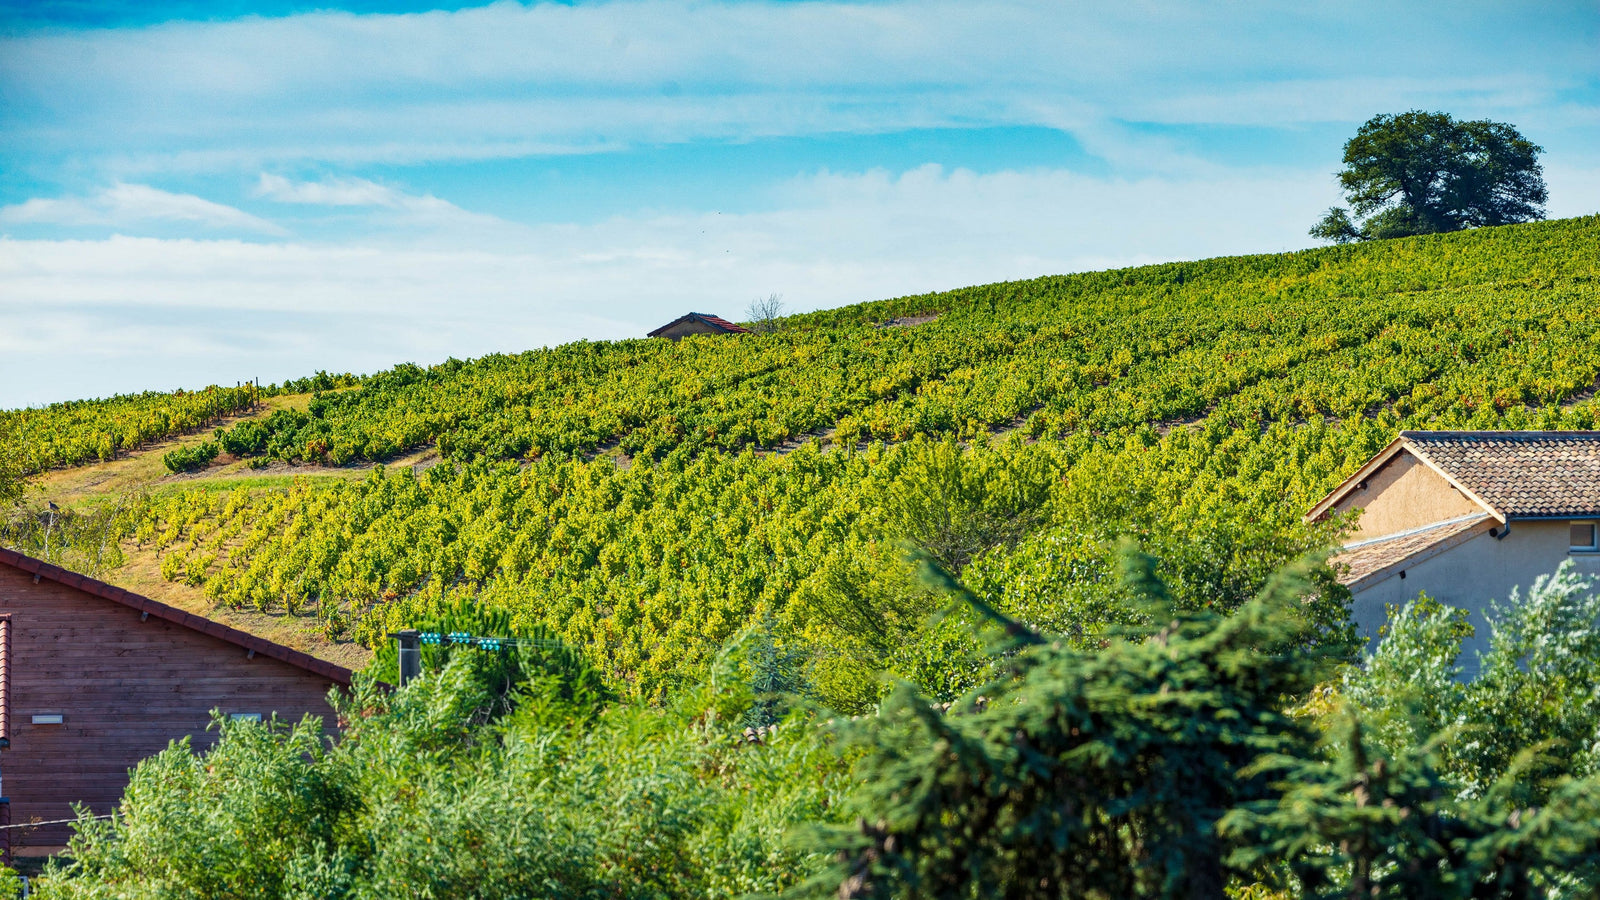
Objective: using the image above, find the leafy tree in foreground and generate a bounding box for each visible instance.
[1224,714,1600,900]
[1343,564,1600,802]
[812,546,1348,899]
[814,549,1600,900]
[32,635,846,900]
[1312,111,1545,243]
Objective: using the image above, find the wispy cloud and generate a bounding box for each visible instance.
[0,184,286,234]
[254,173,399,206]
[254,173,516,232]
[1,163,1341,405]
[3,1,1591,173]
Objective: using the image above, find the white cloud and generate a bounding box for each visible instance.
[0,184,285,234]
[2,0,1591,173]
[254,173,399,206]
[0,163,1335,406]
[253,173,517,233]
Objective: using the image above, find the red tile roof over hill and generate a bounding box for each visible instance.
[0,547,354,685]
[1398,431,1600,518]
[1308,431,1600,523]
[646,312,752,337]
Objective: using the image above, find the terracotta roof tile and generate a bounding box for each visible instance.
[1331,513,1495,590]
[1402,431,1600,518]
[646,312,752,337]
[693,313,752,333]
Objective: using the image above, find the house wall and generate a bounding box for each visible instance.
[0,565,343,853]
[653,320,725,341]
[1349,520,1600,676]
[1332,451,1485,541]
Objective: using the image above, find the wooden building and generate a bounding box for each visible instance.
[647,312,752,340]
[0,548,354,856]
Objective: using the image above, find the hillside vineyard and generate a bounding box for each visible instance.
[2,373,362,475]
[17,217,1600,705]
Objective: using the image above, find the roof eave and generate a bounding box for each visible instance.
[646,313,696,338]
[0,548,355,686]
[1304,436,1407,523]
[1342,516,1500,593]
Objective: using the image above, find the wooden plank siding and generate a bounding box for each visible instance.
[0,557,353,854]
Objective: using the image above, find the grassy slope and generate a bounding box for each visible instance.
[28,392,401,669]
[21,217,1600,684]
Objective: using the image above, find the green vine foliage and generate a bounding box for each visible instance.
[0,373,363,476]
[190,217,1600,469]
[161,441,219,474]
[104,218,1600,707]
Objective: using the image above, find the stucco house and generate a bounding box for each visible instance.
[647,312,751,340]
[1306,431,1600,673]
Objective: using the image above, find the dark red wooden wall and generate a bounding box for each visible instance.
[0,563,345,853]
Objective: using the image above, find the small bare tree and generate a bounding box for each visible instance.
[744,294,785,333]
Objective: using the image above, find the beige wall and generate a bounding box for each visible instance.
[1334,451,1485,541]
[1350,520,1600,676]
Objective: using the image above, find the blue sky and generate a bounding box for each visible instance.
[2,1,1597,407]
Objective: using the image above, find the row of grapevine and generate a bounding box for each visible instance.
[27,216,1600,708]
[0,371,363,474]
[182,218,1600,471]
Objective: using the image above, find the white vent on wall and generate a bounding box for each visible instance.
[229,713,263,722]
[31,714,64,725]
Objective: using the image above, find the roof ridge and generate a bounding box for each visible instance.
[0,548,354,685]
[1401,430,1600,440]
[646,312,752,337]
[1395,429,1600,518]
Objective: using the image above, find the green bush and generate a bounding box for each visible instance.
[161,442,218,474]
[812,551,1600,899]
[33,635,846,900]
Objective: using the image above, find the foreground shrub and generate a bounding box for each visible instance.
[809,550,1600,900]
[34,640,847,900]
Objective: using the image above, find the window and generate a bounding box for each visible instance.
[229,713,263,723]
[1572,523,1599,552]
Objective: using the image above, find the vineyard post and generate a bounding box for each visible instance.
[393,630,421,686]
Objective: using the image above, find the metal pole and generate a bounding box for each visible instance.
[393,630,421,687]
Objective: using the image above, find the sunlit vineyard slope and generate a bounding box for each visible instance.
[16,217,1600,705]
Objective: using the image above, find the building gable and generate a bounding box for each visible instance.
[0,552,355,853]
[647,312,752,340]
[1328,448,1491,541]
[1307,431,1600,677]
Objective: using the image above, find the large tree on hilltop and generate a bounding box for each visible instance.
[1311,110,1546,243]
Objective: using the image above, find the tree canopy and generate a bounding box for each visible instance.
[1312,111,1546,243]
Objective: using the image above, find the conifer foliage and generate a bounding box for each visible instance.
[815,548,1342,899]
[815,550,1600,900]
